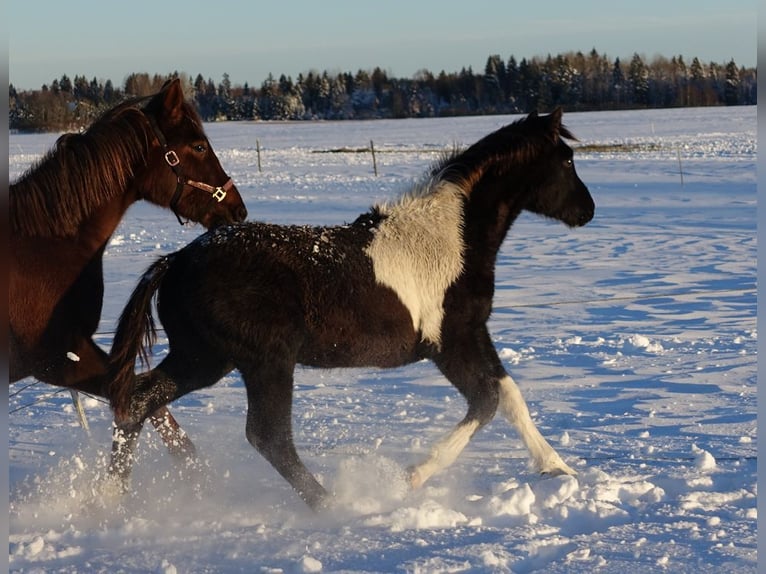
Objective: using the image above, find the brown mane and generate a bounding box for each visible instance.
[10,95,157,237]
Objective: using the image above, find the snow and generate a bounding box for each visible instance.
[9,106,757,573]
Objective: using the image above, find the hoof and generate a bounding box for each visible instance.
[179,454,214,495]
[305,491,334,513]
[406,465,426,490]
[167,435,197,461]
[539,460,578,477]
[312,496,333,513]
[98,472,130,502]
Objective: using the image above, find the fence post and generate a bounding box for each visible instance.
[370,139,378,177]
[256,139,262,173]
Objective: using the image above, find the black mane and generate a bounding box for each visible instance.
[428,110,578,193]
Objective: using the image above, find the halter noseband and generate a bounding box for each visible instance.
[145,113,232,225]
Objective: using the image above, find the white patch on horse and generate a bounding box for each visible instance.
[497,375,576,476]
[365,181,465,347]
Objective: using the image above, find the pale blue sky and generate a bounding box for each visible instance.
[9,0,757,91]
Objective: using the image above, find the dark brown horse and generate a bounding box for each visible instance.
[10,78,248,457]
[107,109,593,510]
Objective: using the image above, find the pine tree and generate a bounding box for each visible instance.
[628,53,649,105]
[8,49,757,130]
[59,74,72,93]
[483,55,505,109]
[611,58,625,106]
[724,59,740,105]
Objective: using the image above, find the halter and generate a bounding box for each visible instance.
[145,113,233,225]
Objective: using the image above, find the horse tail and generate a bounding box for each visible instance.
[108,253,175,419]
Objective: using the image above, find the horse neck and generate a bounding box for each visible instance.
[78,192,137,252]
[461,178,526,275]
[11,174,138,243]
[10,118,149,239]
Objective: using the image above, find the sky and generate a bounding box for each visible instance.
[9,0,757,91]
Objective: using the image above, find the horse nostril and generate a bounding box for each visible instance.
[236,206,248,222]
[580,209,594,225]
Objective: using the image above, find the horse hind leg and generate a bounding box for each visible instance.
[108,366,162,492]
[240,361,329,511]
[49,337,197,460]
[109,353,232,491]
[108,418,144,491]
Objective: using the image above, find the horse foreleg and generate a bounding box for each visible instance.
[408,372,575,489]
[409,418,482,489]
[148,407,196,459]
[497,374,576,476]
[69,390,91,433]
[408,337,503,490]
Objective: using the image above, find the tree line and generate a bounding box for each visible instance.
[9,49,756,132]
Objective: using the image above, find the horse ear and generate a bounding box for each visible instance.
[160,78,185,125]
[547,107,564,140]
[549,106,563,124]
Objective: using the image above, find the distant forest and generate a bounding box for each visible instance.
[9,49,757,132]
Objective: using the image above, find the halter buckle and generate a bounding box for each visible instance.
[164,150,181,167]
[212,187,227,202]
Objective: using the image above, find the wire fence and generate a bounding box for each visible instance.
[9,283,755,416]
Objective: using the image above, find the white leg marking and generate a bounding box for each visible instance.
[409,419,480,489]
[498,375,576,476]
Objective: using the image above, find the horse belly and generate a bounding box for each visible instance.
[298,290,422,369]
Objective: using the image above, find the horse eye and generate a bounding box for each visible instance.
[192,144,207,153]
[564,158,573,167]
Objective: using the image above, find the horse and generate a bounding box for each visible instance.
[107,108,594,511]
[10,78,248,460]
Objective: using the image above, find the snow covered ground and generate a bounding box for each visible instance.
[9,106,757,573]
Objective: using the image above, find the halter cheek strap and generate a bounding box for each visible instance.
[146,114,232,225]
[162,149,187,224]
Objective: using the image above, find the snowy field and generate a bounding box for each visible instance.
[9,106,757,573]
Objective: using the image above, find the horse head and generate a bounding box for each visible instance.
[138,79,248,228]
[515,108,594,228]
[441,108,594,231]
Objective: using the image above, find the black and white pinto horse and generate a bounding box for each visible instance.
[108,108,595,510]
